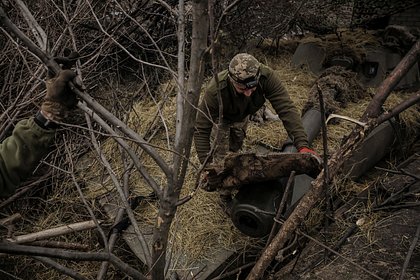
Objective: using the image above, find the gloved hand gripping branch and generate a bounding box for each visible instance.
[38,50,83,126]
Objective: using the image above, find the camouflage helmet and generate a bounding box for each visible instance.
[228,53,261,82]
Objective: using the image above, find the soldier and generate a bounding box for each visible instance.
[0,61,81,197]
[194,53,318,212]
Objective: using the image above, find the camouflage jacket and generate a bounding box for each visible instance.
[0,118,54,197]
[194,64,308,163]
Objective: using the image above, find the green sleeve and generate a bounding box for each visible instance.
[0,118,55,197]
[194,76,223,164]
[262,66,309,149]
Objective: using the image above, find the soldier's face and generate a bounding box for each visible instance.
[231,80,257,97]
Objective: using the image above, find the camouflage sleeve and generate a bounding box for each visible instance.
[0,118,55,197]
[194,81,220,164]
[263,67,309,150]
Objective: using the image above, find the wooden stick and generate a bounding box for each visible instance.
[6,220,102,244]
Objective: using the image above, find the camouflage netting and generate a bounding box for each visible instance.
[351,0,420,27]
[302,66,367,115]
[219,0,419,52]
[299,29,379,70]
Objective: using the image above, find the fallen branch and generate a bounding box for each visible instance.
[300,224,358,273]
[0,172,51,211]
[29,240,90,251]
[204,152,321,191]
[363,39,420,119]
[6,220,102,244]
[0,242,147,280]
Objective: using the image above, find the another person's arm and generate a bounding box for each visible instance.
[0,118,55,196]
[0,63,81,197]
[262,66,309,150]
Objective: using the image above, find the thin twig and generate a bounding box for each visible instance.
[63,138,109,250]
[317,82,333,262]
[399,224,420,280]
[375,167,420,181]
[83,107,153,267]
[32,256,86,280]
[266,171,295,246]
[296,229,383,280]
[372,202,420,211]
[97,149,132,280]
[302,224,358,273]
[210,262,256,280]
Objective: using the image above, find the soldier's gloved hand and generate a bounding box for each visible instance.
[41,51,83,122]
[298,147,318,156]
[299,147,322,163]
[200,171,222,192]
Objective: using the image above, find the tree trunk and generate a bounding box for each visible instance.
[150,1,209,279]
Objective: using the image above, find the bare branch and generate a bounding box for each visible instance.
[83,107,153,268]
[0,243,147,280]
[376,90,420,124]
[13,0,47,51]
[84,0,175,75]
[63,138,109,249]
[363,39,420,120]
[32,256,86,280]
[399,224,420,280]
[78,103,162,195]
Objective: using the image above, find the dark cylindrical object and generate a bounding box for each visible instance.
[283,108,322,152]
[230,180,285,238]
[344,119,398,180]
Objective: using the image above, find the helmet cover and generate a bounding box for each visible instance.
[228,53,261,82]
